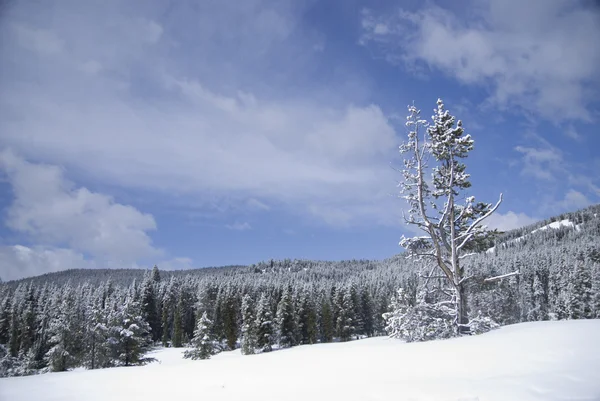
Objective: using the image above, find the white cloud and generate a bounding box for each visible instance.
[558,189,591,210]
[226,222,252,231]
[0,1,400,227]
[486,211,538,232]
[565,125,583,141]
[514,145,563,181]
[0,150,162,264]
[361,0,600,122]
[0,245,93,282]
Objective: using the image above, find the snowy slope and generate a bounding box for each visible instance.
[531,219,577,234]
[487,218,579,253]
[2,320,599,401]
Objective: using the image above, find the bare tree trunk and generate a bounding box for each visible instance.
[456,284,470,335]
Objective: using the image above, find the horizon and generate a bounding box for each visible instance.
[1,0,599,281]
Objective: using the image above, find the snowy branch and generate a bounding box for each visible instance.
[456,193,503,251]
[458,252,477,260]
[483,270,520,283]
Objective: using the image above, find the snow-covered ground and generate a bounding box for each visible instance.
[531,219,577,234]
[2,320,599,401]
[487,218,580,254]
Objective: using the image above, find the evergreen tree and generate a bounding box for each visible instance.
[19,286,36,355]
[184,311,215,360]
[240,294,257,355]
[568,262,593,319]
[530,273,548,321]
[222,287,238,351]
[160,305,169,346]
[109,297,152,366]
[0,297,12,345]
[85,298,111,369]
[172,296,184,348]
[320,297,334,343]
[592,264,600,318]
[141,272,161,342]
[45,292,77,372]
[360,287,375,337]
[335,287,355,342]
[254,293,274,353]
[276,287,296,348]
[398,99,506,335]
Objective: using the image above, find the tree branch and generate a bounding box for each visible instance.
[456,193,503,251]
[483,270,519,283]
[458,252,477,260]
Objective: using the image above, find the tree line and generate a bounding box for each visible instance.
[1,203,599,376]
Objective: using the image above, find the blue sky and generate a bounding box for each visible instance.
[0,0,599,280]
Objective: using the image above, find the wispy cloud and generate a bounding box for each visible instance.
[557,189,592,211]
[514,145,563,181]
[226,222,252,231]
[360,0,600,122]
[0,0,399,228]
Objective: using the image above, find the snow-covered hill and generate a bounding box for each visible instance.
[487,218,581,254]
[531,219,578,234]
[2,320,599,401]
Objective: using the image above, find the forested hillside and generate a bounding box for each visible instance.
[1,204,599,377]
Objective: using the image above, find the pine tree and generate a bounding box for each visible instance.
[85,295,111,370]
[184,311,215,360]
[398,99,506,335]
[276,287,296,348]
[172,297,184,348]
[222,288,238,351]
[141,272,161,342]
[592,263,600,318]
[530,273,548,321]
[336,287,355,342]
[0,297,12,345]
[568,262,593,319]
[161,305,170,347]
[240,294,257,355]
[254,293,274,353]
[45,292,77,372]
[360,287,375,337]
[19,286,37,355]
[320,297,334,343]
[109,297,152,366]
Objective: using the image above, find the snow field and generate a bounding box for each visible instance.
[1,320,599,401]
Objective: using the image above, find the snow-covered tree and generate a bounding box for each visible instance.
[568,262,592,319]
[108,298,152,367]
[276,287,296,348]
[383,288,455,342]
[296,287,317,345]
[184,311,215,360]
[335,287,355,342]
[240,294,257,355]
[254,293,274,353]
[320,296,334,343]
[141,270,161,342]
[398,99,509,335]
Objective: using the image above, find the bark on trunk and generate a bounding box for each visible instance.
[456,284,470,335]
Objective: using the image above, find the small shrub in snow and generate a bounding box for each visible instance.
[384,289,500,341]
[468,312,500,335]
[383,288,455,342]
